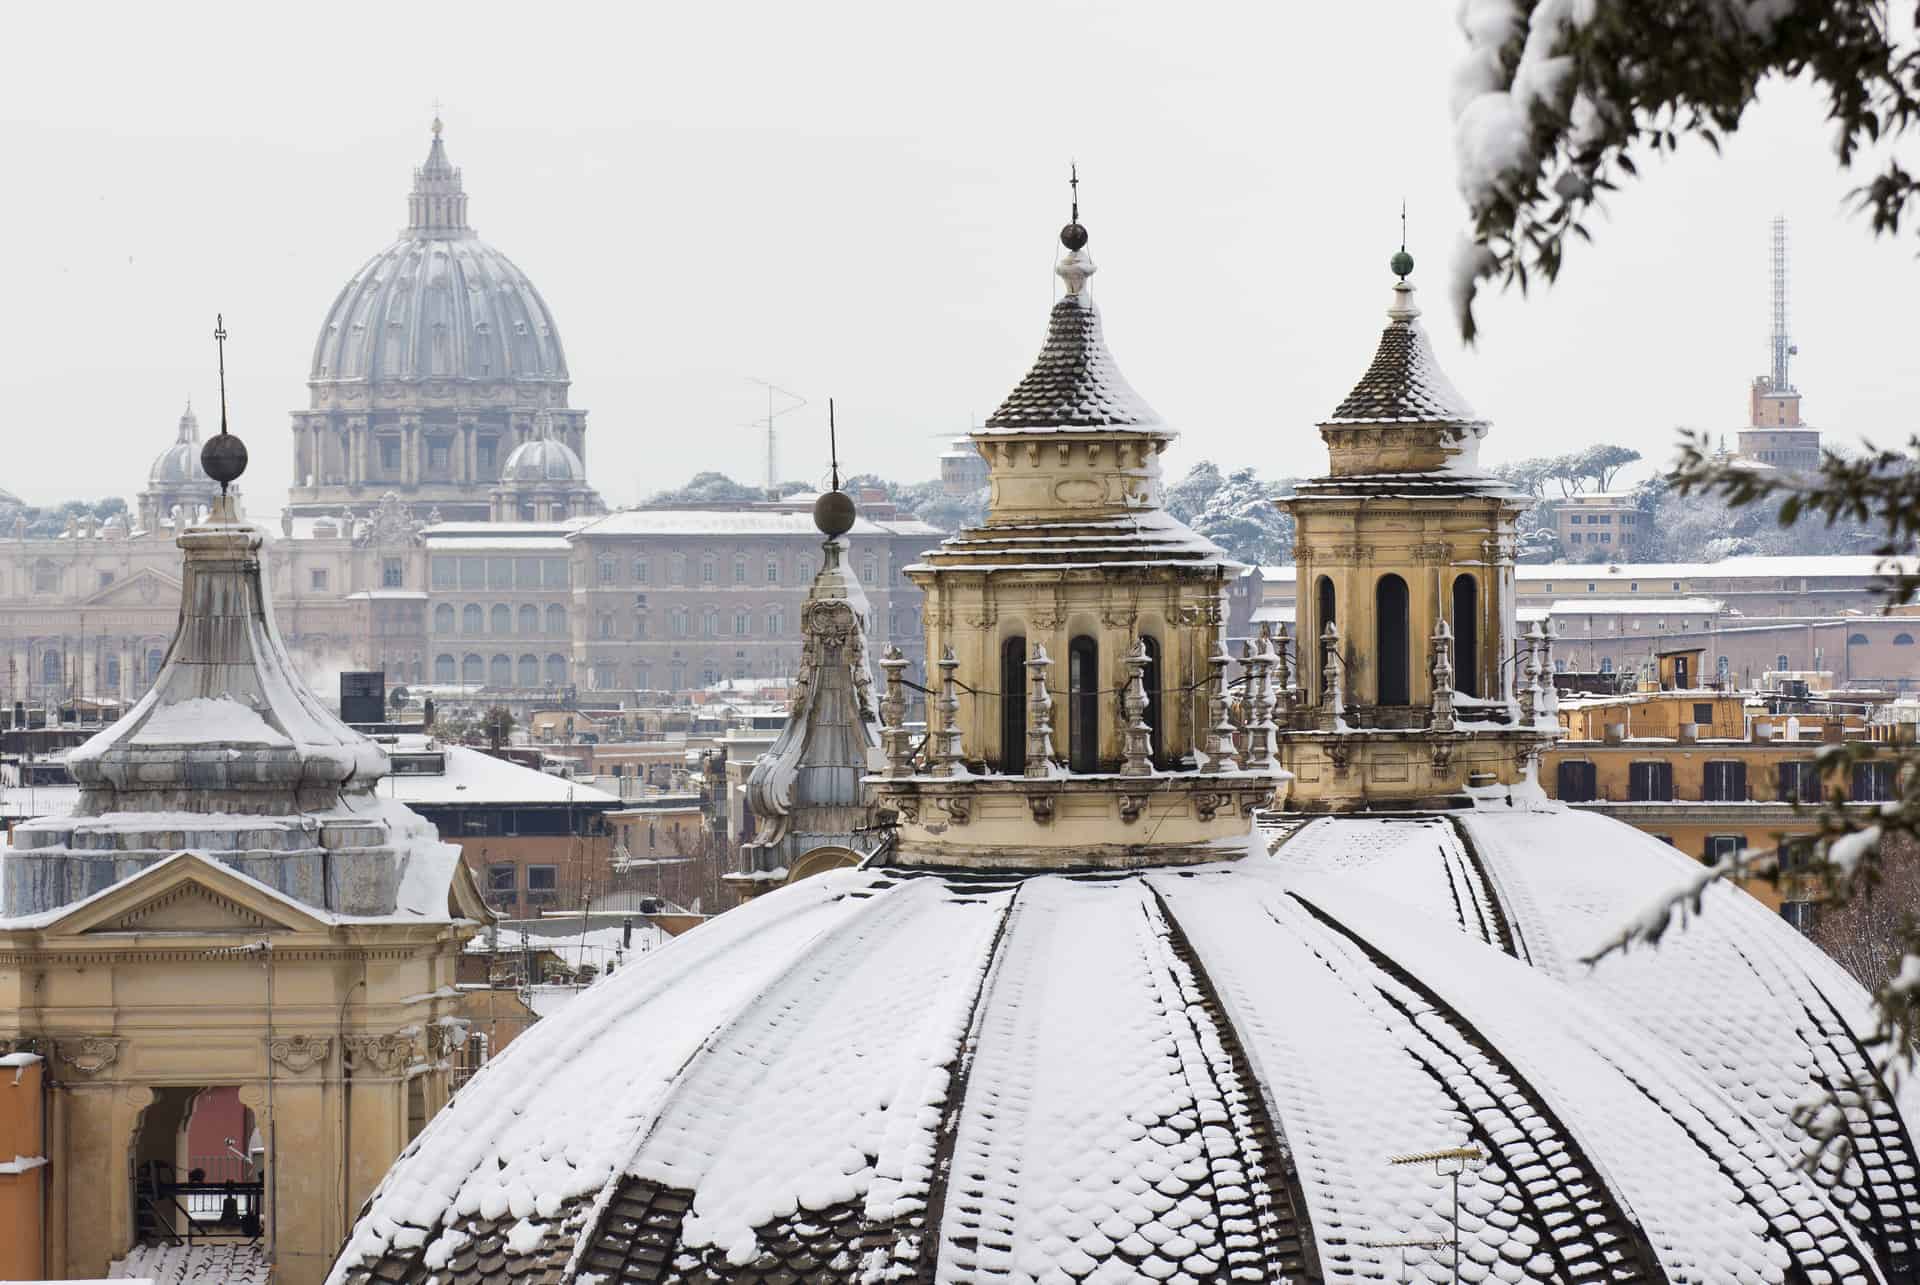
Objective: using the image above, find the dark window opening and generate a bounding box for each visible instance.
[1069,635,1099,774]
[1702,760,1748,802]
[1315,576,1336,700]
[1778,760,1823,804]
[1629,761,1673,801]
[1000,635,1027,774]
[1140,635,1164,765]
[1692,702,1714,725]
[1853,760,1897,803]
[1556,760,1597,803]
[1451,575,1479,698]
[1375,574,1410,706]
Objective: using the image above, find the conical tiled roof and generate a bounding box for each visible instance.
[1323,279,1487,428]
[981,249,1163,434]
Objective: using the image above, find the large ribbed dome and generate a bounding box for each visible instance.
[308,124,569,387]
[329,809,1916,1285]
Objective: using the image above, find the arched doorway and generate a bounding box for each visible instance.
[1451,574,1480,698]
[1000,636,1027,774]
[1375,574,1410,706]
[1069,636,1099,773]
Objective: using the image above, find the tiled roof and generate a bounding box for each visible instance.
[331,810,1906,1285]
[982,290,1163,433]
[1323,284,1488,427]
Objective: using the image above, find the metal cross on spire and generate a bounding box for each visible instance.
[828,398,840,493]
[431,99,444,134]
[1070,162,1079,224]
[214,314,229,437]
[1400,199,1407,253]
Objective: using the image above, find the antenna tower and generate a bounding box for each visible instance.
[1770,217,1794,393]
[743,378,807,499]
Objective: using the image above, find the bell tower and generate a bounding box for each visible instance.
[871,188,1283,865]
[1275,247,1556,809]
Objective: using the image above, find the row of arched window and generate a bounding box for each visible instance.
[1311,573,1483,706]
[994,634,1164,773]
[433,653,570,688]
[433,603,568,636]
[32,648,168,690]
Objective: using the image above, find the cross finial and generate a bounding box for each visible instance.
[828,398,840,493]
[213,314,229,438]
[1070,162,1079,224]
[431,100,444,136]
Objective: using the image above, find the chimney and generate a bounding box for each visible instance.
[1754,720,1774,742]
[1823,722,1844,744]
[1604,723,1626,745]
[1678,723,1699,745]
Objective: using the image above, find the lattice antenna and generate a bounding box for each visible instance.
[744,377,807,500]
[1770,216,1794,393]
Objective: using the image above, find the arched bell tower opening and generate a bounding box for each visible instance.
[1068,635,1100,773]
[1375,574,1410,706]
[1314,576,1336,700]
[1139,635,1164,765]
[1452,574,1481,698]
[1000,635,1028,774]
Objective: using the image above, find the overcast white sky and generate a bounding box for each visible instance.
[0,1,1913,512]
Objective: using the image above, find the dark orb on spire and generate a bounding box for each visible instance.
[1391,248,1415,279]
[813,488,856,539]
[1060,221,1089,252]
[201,432,248,489]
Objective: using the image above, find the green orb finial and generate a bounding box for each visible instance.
[1391,248,1414,279]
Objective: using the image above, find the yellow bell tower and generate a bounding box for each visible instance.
[1276,248,1557,810]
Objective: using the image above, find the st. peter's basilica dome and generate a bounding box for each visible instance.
[307,121,569,388]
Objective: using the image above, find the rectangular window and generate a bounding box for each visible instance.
[98,570,115,588]
[1555,760,1598,803]
[766,559,779,584]
[1628,761,1673,801]
[431,557,457,589]
[515,557,541,587]
[486,863,517,893]
[1778,760,1823,803]
[1853,760,1897,802]
[1692,702,1714,725]
[310,568,329,591]
[544,558,570,588]
[1701,760,1747,802]
[1569,515,1582,525]
[633,559,649,585]
[382,558,404,588]
[429,441,450,472]
[1600,533,1612,544]
[459,557,485,589]
[380,438,400,471]
[477,439,497,474]
[1777,837,1816,874]
[1569,534,1582,544]
[488,558,513,589]
[527,865,557,892]
[1705,834,1743,863]
[1780,901,1817,932]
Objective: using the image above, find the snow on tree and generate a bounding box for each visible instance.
[1187,466,1294,567]
[646,471,772,506]
[1450,1,1918,338]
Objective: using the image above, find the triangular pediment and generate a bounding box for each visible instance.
[83,567,182,608]
[46,851,332,938]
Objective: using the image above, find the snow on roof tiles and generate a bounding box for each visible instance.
[1322,288,1488,428]
[330,807,1905,1285]
[980,291,1165,434]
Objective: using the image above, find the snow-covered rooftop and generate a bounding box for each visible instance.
[330,807,1910,1285]
[1547,597,1726,617]
[381,740,619,807]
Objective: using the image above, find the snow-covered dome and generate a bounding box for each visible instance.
[308,122,569,388]
[498,430,586,484]
[330,808,1915,1285]
[148,403,219,488]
